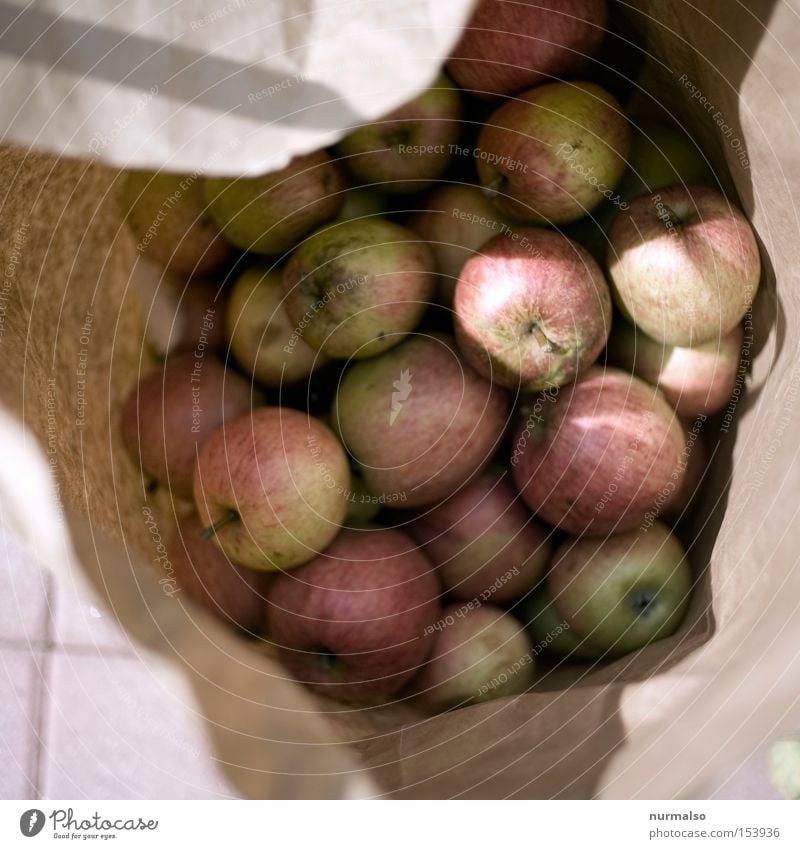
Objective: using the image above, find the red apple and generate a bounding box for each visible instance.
[266,527,441,701]
[282,218,436,359]
[607,185,760,346]
[412,603,535,711]
[121,352,257,498]
[226,266,325,387]
[169,513,269,632]
[193,407,349,570]
[663,420,708,524]
[608,318,743,417]
[454,228,612,391]
[548,521,692,656]
[124,170,231,276]
[406,184,514,306]
[447,0,607,98]
[332,334,510,508]
[408,470,552,603]
[476,81,630,224]
[203,151,345,255]
[336,73,462,193]
[511,366,686,534]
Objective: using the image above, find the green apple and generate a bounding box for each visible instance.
[517,587,597,660]
[203,151,345,255]
[548,521,692,657]
[226,266,324,387]
[337,187,388,221]
[619,119,715,200]
[344,470,382,525]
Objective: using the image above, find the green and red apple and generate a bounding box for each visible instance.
[282,218,435,359]
[336,73,462,194]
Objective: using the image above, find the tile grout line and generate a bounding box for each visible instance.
[30,572,55,800]
[0,637,135,658]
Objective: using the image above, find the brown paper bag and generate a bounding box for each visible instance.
[1,0,797,798]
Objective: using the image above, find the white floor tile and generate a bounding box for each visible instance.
[0,647,43,798]
[0,527,50,645]
[41,651,235,799]
[50,579,133,654]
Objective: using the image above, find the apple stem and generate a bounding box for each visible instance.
[528,321,558,354]
[385,128,411,151]
[483,173,508,200]
[631,589,656,618]
[661,204,683,230]
[314,648,341,671]
[200,510,239,540]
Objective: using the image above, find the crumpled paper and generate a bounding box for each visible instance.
[0,0,475,175]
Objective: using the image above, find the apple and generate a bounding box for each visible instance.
[282,218,435,359]
[412,604,535,711]
[447,0,607,98]
[517,587,597,660]
[476,81,630,225]
[121,352,257,498]
[124,170,231,276]
[203,151,345,255]
[169,513,269,632]
[607,185,761,346]
[226,265,324,387]
[168,277,230,355]
[406,183,514,306]
[266,527,441,701]
[344,470,382,526]
[548,520,692,656]
[336,73,462,194]
[337,187,387,222]
[511,366,686,535]
[562,120,715,262]
[408,469,552,603]
[607,318,743,417]
[193,407,349,571]
[663,420,708,524]
[454,228,612,391]
[332,334,510,508]
[619,119,715,200]
[130,257,229,359]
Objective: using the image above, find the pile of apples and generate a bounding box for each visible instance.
[121,0,760,711]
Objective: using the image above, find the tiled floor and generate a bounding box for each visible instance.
[0,524,235,799]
